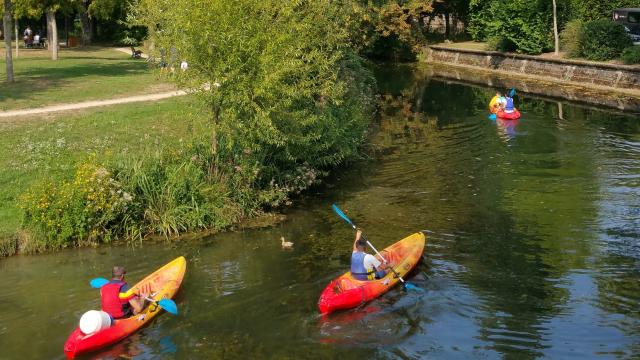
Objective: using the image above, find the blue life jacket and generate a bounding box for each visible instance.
[505,97,515,111]
[351,252,374,281]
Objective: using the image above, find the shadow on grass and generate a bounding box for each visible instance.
[0,59,152,107]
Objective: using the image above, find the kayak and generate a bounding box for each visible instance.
[64,256,187,359]
[497,109,521,120]
[318,232,425,314]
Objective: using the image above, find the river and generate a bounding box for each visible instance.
[0,64,638,359]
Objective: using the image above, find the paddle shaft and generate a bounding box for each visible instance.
[332,203,411,287]
[359,231,407,285]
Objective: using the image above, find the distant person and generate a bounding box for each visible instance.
[489,92,502,113]
[351,229,388,281]
[100,266,149,319]
[33,33,41,47]
[504,94,515,114]
[23,26,33,47]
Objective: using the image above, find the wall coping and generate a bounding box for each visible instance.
[428,45,640,73]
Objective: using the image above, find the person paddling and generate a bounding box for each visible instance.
[100,266,149,319]
[351,230,388,280]
[504,93,516,114]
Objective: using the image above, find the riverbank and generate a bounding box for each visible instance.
[423,45,640,112]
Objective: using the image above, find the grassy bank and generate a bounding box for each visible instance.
[0,46,173,111]
[0,97,206,255]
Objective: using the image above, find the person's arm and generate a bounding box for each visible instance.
[353,229,362,252]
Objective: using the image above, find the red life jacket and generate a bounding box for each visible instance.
[100,280,133,319]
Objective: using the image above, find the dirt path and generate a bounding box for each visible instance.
[0,90,187,119]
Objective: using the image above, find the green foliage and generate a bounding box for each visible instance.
[19,161,134,248]
[560,20,584,58]
[569,0,639,21]
[135,0,375,194]
[113,145,236,239]
[485,36,515,52]
[621,46,640,64]
[468,0,571,54]
[581,20,633,61]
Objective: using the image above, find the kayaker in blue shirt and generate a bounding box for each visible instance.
[351,230,388,281]
[504,95,515,113]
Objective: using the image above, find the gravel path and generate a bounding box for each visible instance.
[0,90,187,119]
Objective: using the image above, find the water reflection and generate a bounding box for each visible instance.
[0,64,638,359]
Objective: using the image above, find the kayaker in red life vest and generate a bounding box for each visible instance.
[101,266,149,319]
[351,230,388,281]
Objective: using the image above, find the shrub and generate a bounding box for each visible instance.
[20,162,133,248]
[621,46,640,64]
[560,20,585,58]
[486,36,516,52]
[581,20,633,61]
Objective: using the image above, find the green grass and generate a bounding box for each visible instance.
[0,46,173,111]
[0,96,206,242]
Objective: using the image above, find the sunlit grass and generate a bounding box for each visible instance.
[0,96,206,244]
[0,46,173,111]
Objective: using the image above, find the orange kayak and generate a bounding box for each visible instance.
[64,256,187,358]
[318,232,425,314]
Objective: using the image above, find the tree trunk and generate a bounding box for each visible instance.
[552,0,559,55]
[444,12,450,39]
[14,16,18,58]
[79,1,92,45]
[46,9,58,60]
[3,0,14,82]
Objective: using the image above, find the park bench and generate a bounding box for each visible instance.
[130,46,143,59]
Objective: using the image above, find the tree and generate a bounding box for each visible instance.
[468,0,572,54]
[134,0,375,184]
[14,0,73,60]
[570,0,639,21]
[553,0,559,55]
[3,0,14,82]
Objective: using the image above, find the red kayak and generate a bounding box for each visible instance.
[64,257,186,359]
[318,232,425,314]
[496,109,521,120]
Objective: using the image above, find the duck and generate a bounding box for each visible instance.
[281,236,293,249]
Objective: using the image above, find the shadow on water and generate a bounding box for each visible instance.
[0,63,638,359]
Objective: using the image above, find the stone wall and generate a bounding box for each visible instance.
[425,46,640,90]
[423,62,640,112]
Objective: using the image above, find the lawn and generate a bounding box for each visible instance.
[0,45,173,111]
[0,96,207,242]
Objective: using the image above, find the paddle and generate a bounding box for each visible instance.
[89,277,179,315]
[331,204,422,292]
[508,88,516,97]
[488,114,497,120]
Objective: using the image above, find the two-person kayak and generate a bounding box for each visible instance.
[64,256,187,359]
[318,232,425,314]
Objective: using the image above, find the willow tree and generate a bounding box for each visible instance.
[134,0,375,183]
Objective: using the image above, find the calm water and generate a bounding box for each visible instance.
[1,64,639,359]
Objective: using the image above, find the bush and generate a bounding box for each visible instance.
[560,20,585,58]
[581,20,633,61]
[20,162,134,248]
[621,46,640,64]
[486,36,516,52]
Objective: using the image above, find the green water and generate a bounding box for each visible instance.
[1,64,639,359]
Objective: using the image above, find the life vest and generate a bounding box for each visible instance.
[351,252,374,281]
[100,280,133,319]
[505,97,515,111]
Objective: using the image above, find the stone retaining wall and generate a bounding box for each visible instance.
[425,46,640,90]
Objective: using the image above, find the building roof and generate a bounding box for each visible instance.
[613,8,640,12]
